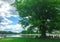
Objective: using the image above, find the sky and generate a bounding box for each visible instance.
[0,0,24,33]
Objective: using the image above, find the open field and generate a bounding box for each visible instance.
[0,38,60,42]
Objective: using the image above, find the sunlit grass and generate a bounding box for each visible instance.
[0,38,60,42]
[0,38,13,40]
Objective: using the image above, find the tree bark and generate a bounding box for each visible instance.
[39,21,47,38]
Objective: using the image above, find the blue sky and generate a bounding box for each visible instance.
[0,0,24,33]
[7,16,20,25]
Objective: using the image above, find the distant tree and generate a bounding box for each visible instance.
[0,31,17,34]
[14,0,60,38]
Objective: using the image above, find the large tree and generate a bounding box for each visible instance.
[14,0,60,38]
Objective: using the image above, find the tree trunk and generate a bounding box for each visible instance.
[39,21,47,38]
[40,27,46,38]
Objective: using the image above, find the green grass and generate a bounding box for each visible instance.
[0,38,60,42]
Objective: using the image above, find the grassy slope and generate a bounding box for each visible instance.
[0,38,60,42]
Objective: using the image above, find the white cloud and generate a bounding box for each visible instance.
[0,0,22,33]
[1,24,23,33]
[0,24,23,33]
[1,0,15,4]
[0,1,18,17]
[0,26,5,31]
[6,14,19,18]
[0,1,10,11]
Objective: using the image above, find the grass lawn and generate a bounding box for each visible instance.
[0,38,60,42]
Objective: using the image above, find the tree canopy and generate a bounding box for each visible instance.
[14,0,60,38]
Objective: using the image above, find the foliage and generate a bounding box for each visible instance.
[14,0,60,38]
